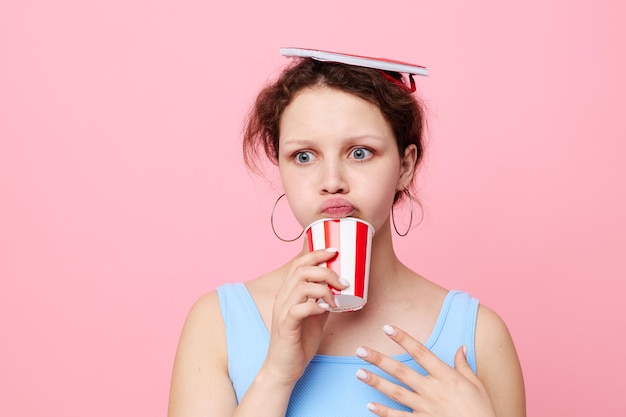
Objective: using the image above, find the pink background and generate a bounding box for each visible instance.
[1,1,624,416]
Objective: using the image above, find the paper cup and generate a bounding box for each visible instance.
[305,217,375,312]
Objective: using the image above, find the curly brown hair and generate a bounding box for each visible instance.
[242,58,426,202]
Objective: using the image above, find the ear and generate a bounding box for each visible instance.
[397,144,418,191]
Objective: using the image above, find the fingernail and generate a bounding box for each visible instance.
[326,247,338,253]
[367,403,376,411]
[383,324,395,336]
[355,369,368,380]
[318,302,330,310]
[462,345,468,356]
[355,347,368,358]
[339,278,350,287]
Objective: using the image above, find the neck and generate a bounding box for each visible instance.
[367,218,406,294]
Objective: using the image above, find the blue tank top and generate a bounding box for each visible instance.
[217,283,479,416]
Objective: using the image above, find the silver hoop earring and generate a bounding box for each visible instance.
[392,190,414,237]
[271,194,304,242]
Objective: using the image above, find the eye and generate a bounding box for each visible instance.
[295,151,315,164]
[350,148,373,160]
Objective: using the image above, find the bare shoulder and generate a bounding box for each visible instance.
[475,304,526,417]
[180,290,224,333]
[168,290,237,417]
[474,304,520,375]
[175,291,226,362]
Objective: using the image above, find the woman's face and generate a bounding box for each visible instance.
[278,86,416,232]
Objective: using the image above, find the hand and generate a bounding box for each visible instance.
[355,325,497,417]
[263,247,347,387]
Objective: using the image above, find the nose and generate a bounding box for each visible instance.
[319,161,349,194]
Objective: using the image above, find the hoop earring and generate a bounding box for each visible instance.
[392,190,414,237]
[271,194,304,242]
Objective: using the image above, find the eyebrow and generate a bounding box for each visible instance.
[281,135,388,147]
[281,139,314,147]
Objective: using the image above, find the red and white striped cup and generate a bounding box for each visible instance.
[305,217,375,312]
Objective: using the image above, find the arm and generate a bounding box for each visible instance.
[167,292,297,417]
[168,248,347,417]
[167,292,237,417]
[475,305,526,417]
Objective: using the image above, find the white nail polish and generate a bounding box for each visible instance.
[355,347,368,358]
[383,324,395,336]
[326,247,338,253]
[339,278,350,287]
[355,369,368,380]
[318,302,330,310]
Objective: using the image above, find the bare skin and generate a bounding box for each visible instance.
[167,86,526,417]
[168,225,525,417]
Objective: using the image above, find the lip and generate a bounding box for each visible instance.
[320,197,355,218]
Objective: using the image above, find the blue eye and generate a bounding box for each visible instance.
[351,148,372,160]
[295,151,314,163]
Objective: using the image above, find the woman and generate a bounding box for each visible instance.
[168,51,526,417]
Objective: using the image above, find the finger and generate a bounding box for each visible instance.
[284,281,340,309]
[454,345,479,384]
[275,271,343,314]
[286,298,332,321]
[285,250,332,282]
[355,346,424,390]
[363,401,411,417]
[287,249,348,289]
[287,264,340,284]
[279,266,346,309]
[292,247,340,270]
[383,325,449,378]
[355,368,419,413]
